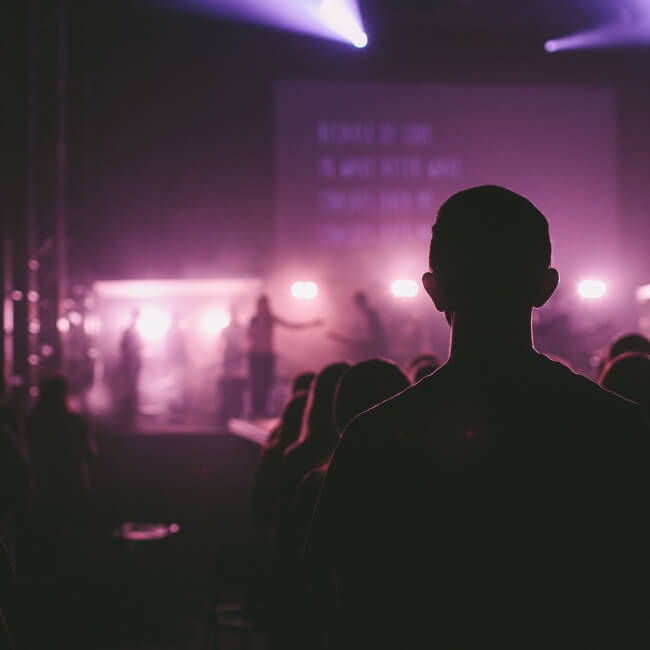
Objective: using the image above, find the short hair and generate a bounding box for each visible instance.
[599,352,650,414]
[608,332,650,362]
[292,371,316,395]
[334,359,410,434]
[429,185,552,308]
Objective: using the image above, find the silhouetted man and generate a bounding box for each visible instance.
[120,309,142,420]
[328,291,388,360]
[308,186,650,649]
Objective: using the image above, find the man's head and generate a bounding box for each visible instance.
[422,185,558,318]
[354,291,368,309]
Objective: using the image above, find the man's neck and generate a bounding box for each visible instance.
[447,308,536,366]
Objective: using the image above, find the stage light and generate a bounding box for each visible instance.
[291,281,318,300]
[636,283,650,303]
[544,11,650,53]
[41,344,54,357]
[68,310,83,326]
[391,279,419,299]
[136,307,172,342]
[577,279,607,300]
[28,319,41,335]
[10,290,23,301]
[319,0,367,48]
[200,309,231,335]
[353,31,368,48]
[27,291,39,303]
[56,317,70,333]
[28,354,39,366]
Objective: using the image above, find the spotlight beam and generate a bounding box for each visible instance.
[157,0,367,48]
[545,14,650,52]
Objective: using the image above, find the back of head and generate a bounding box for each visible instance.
[408,353,441,383]
[303,362,351,447]
[35,375,68,416]
[292,371,316,395]
[608,332,650,362]
[599,352,650,414]
[335,359,410,433]
[429,185,552,311]
[276,391,309,451]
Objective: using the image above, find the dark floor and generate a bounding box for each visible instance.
[10,430,268,650]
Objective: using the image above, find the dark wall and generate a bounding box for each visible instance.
[52,4,650,284]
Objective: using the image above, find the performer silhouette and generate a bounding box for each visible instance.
[248,295,321,417]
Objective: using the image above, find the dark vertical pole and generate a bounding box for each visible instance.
[20,0,39,400]
[1,224,12,397]
[55,1,67,371]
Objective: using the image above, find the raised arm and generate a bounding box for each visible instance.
[273,314,322,329]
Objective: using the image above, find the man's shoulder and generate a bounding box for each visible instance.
[342,364,452,446]
[536,354,648,429]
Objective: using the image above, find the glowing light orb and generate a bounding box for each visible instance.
[291,281,319,300]
[577,279,607,300]
[136,307,172,342]
[200,309,231,335]
[68,310,83,326]
[391,279,419,299]
[56,317,70,333]
[353,31,368,48]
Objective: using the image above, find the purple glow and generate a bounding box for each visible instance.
[545,8,650,52]
[165,0,367,47]
[68,310,83,326]
[636,283,650,303]
[200,309,231,334]
[57,317,70,333]
[577,279,607,300]
[319,0,367,47]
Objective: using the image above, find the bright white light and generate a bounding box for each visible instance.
[136,307,172,342]
[319,0,367,48]
[391,279,419,299]
[200,309,231,335]
[56,317,70,333]
[577,279,607,300]
[353,31,368,48]
[291,281,319,300]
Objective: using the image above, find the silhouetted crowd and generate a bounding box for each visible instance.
[2,185,650,649]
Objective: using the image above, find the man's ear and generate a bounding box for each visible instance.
[533,267,559,308]
[422,272,449,313]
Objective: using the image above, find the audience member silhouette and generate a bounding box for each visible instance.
[254,391,310,531]
[607,331,650,361]
[407,352,441,383]
[600,351,650,414]
[308,185,650,649]
[26,376,95,508]
[276,360,410,650]
[282,362,350,506]
[291,371,316,396]
[292,359,411,553]
[248,295,321,417]
[266,372,316,449]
